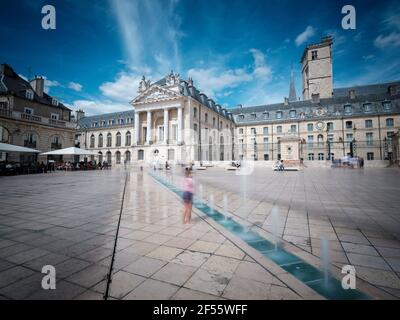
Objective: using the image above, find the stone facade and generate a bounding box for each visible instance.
[301,36,333,100]
[0,64,75,163]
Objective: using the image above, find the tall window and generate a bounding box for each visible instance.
[307,135,314,148]
[346,121,353,129]
[193,107,197,118]
[116,151,121,164]
[90,134,95,148]
[365,120,373,128]
[307,123,313,132]
[251,128,256,135]
[290,125,297,133]
[125,131,131,146]
[327,122,334,131]
[239,128,244,134]
[138,149,144,160]
[346,133,353,143]
[366,133,373,146]
[125,151,131,164]
[263,137,269,152]
[367,152,374,160]
[116,132,121,147]
[318,153,324,160]
[205,113,208,123]
[317,134,324,145]
[263,127,268,135]
[107,133,112,147]
[386,118,394,127]
[277,126,282,134]
[98,134,103,147]
[106,151,112,164]
[213,117,216,127]
[308,153,314,160]
[24,132,38,148]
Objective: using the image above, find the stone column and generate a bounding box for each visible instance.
[134,111,140,144]
[146,110,152,144]
[164,108,169,144]
[177,107,183,144]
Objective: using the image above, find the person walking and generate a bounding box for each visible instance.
[182,168,194,224]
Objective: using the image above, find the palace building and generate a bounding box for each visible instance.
[76,36,400,167]
[0,64,76,163]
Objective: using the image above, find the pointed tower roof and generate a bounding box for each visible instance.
[289,63,297,102]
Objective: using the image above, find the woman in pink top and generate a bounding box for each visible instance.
[182,168,194,224]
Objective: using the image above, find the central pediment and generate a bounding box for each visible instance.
[131,85,181,105]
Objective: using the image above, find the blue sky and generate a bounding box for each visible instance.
[0,0,399,115]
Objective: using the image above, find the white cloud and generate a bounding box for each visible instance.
[295,26,315,46]
[250,49,273,81]
[68,82,83,92]
[187,49,272,100]
[187,68,252,98]
[374,32,400,49]
[70,99,131,116]
[44,78,62,93]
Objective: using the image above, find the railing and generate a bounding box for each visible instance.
[0,110,75,129]
[24,141,37,148]
[51,143,62,150]
[20,113,42,122]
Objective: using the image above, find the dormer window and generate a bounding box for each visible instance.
[263,112,269,119]
[289,110,296,118]
[276,111,282,119]
[363,103,372,112]
[52,98,58,106]
[26,90,34,100]
[383,101,392,111]
[239,114,244,120]
[251,113,256,120]
[344,104,352,114]
[101,121,105,126]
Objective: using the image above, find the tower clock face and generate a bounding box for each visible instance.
[316,121,325,130]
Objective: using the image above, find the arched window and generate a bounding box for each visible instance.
[116,132,121,147]
[125,131,131,146]
[116,151,121,164]
[24,132,39,148]
[317,134,324,145]
[51,135,62,150]
[106,151,112,164]
[308,153,314,160]
[220,136,224,161]
[125,151,131,164]
[90,134,95,148]
[138,149,144,160]
[98,151,103,163]
[107,133,112,147]
[98,134,103,148]
[386,118,394,127]
[0,125,11,143]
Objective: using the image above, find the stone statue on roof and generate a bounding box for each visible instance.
[138,76,151,93]
[166,70,180,86]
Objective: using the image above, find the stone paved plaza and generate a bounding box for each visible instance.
[0,167,399,299]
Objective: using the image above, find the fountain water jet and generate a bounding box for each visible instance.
[223,194,229,220]
[271,206,280,251]
[320,236,330,288]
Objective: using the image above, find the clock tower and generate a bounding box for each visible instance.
[301,36,333,101]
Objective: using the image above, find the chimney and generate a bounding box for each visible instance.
[76,109,85,121]
[311,93,320,103]
[284,97,289,106]
[30,76,44,98]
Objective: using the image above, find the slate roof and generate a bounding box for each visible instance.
[0,63,71,111]
[78,110,135,129]
[231,82,400,125]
